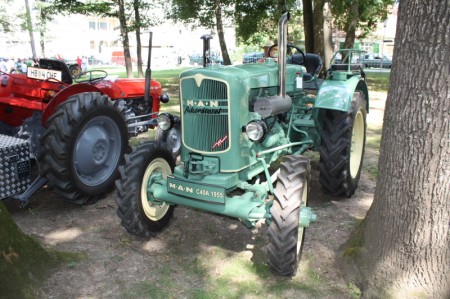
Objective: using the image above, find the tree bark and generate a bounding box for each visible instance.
[352,0,450,297]
[0,202,60,297]
[343,1,358,49]
[117,0,133,78]
[302,0,314,53]
[214,0,231,66]
[24,0,37,58]
[312,0,324,55]
[133,0,144,78]
[321,1,333,69]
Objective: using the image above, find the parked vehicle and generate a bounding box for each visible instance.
[189,53,223,66]
[115,13,368,276]
[0,36,178,205]
[111,51,137,66]
[242,51,264,63]
[360,53,392,68]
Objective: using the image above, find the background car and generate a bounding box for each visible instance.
[360,53,392,68]
[242,52,264,63]
[189,53,223,66]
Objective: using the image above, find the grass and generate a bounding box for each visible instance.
[119,244,357,299]
[364,71,390,92]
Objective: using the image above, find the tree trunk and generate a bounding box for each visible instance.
[133,0,144,78]
[349,0,450,298]
[214,0,231,65]
[117,0,133,78]
[24,0,37,58]
[302,0,314,53]
[321,1,333,69]
[312,0,324,55]
[39,1,46,57]
[0,202,61,297]
[343,1,358,49]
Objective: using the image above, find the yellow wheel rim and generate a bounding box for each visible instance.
[297,179,308,255]
[350,110,365,178]
[141,158,171,221]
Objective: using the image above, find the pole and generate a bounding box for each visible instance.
[144,32,152,109]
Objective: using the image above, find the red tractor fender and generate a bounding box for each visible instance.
[42,84,103,125]
[42,79,164,126]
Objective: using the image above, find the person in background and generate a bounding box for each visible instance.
[77,56,82,68]
[20,58,28,74]
[81,56,88,72]
[0,58,7,73]
[6,58,15,73]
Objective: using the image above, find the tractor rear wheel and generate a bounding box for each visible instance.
[318,91,367,197]
[40,92,128,204]
[155,124,181,157]
[267,155,310,276]
[115,141,175,237]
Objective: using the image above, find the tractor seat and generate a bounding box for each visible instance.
[38,58,73,85]
[289,53,323,81]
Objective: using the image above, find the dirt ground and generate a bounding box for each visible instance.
[4,93,386,299]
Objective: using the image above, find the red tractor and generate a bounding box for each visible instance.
[0,57,173,205]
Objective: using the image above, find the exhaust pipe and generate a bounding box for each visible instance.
[278,12,289,98]
[253,12,292,118]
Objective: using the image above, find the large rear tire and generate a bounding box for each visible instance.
[40,92,128,204]
[318,91,367,197]
[115,141,175,237]
[267,155,310,276]
[155,123,181,157]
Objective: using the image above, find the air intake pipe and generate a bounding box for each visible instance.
[253,12,292,118]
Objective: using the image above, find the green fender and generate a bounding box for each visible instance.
[315,76,369,112]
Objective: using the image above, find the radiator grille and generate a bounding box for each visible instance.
[181,78,229,153]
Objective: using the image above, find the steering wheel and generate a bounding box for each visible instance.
[74,70,108,84]
[268,44,306,65]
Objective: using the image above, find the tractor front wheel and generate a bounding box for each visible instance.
[267,155,310,276]
[318,91,367,197]
[40,92,128,204]
[115,141,175,237]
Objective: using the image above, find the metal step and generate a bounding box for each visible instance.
[0,134,32,200]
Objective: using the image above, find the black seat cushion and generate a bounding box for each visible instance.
[38,59,73,85]
[289,53,323,80]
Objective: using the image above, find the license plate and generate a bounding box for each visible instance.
[167,176,225,204]
[27,67,62,81]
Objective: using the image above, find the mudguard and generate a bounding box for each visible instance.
[314,76,369,112]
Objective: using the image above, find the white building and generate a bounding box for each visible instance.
[0,1,236,65]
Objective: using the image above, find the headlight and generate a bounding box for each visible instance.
[157,113,174,131]
[246,120,267,141]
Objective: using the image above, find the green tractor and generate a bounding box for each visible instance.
[115,13,368,276]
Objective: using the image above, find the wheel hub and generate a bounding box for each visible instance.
[92,138,110,165]
[73,116,121,186]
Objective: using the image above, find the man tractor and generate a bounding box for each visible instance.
[0,38,178,205]
[115,13,368,276]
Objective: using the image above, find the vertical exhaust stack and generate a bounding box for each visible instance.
[278,12,289,98]
[201,34,213,67]
[253,12,292,118]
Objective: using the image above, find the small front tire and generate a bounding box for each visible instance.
[115,141,175,237]
[267,155,310,276]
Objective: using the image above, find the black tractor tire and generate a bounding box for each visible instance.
[155,123,181,157]
[115,141,175,237]
[39,92,128,205]
[318,91,367,197]
[267,155,310,276]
